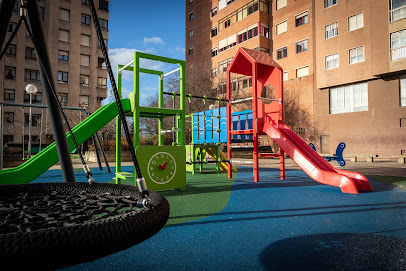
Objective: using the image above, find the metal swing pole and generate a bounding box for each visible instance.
[25,0,75,182]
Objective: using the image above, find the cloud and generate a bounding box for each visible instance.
[144,87,158,91]
[169,47,185,54]
[143,37,165,46]
[108,48,164,80]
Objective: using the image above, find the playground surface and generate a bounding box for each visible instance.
[37,159,406,270]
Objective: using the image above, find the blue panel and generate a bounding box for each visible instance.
[212,108,220,143]
[192,114,198,143]
[205,110,213,143]
[198,113,205,143]
[220,107,227,143]
[248,112,253,139]
[240,114,247,139]
[232,115,239,140]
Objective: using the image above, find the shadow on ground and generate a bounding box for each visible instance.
[260,233,406,271]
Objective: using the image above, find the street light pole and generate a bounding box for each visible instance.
[26,84,37,159]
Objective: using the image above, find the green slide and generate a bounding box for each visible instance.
[0,99,131,185]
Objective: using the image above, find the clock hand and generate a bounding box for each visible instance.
[158,161,167,170]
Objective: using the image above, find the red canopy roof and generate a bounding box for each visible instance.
[228,47,282,76]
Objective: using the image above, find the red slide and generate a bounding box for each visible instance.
[263,122,373,194]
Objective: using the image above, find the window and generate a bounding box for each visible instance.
[212,47,218,57]
[211,67,217,78]
[58,71,69,84]
[82,0,89,5]
[80,75,90,87]
[349,46,364,64]
[59,29,69,42]
[189,11,194,21]
[296,66,309,78]
[276,0,287,10]
[81,34,91,46]
[211,7,217,17]
[13,2,18,12]
[349,13,363,31]
[6,44,16,57]
[4,112,14,124]
[330,82,368,114]
[218,82,226,94]
[326,54,339,70]
[24,114,41,127]
[211,27,217,38]
[276,20,287,35]
[7,22,17,33]
[58,50,69,63]
[296,11,308,27]
[79,96,89,107]
[24,94,42,104]
[97,77,107,88]
[59,8,70,21]
[98,39,108,48]
[97,97,104,107]
[80,54,90,66]
[390,0,406,22]
[325,22,338,39]
[188,46,194,55]
[26,47,36,59]
[401,76,406,106]
[218,58,233,74]
[98,58,106,69]
[391,29,406,61]
[219,35,237,52]
[260,24,269,38]
[99,19,108,29]
[237,24,258,43]
[296,39,308,54]
[81,14,91,25]
[99,0,109,11]
[277,47,287,59]
[283,71,288,81]
[58,94,68,106]
[5,67,16,80]
[189,28,194,38]
[3,135,13,144]
[25,69,41,82]
[325,0,337,9]
[253,47,270,54]
[4,89,15,103]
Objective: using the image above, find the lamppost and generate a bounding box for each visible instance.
[26,84,37,159]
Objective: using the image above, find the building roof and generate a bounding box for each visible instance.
[228,47,282,76]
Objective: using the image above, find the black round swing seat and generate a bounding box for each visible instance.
[0,182,169,270]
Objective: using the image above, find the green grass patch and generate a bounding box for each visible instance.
[108,164,238,226]
[368,175,406,190]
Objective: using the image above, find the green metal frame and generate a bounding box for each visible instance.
[115,52,186,189]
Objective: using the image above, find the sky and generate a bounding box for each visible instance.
[106,0,185,104]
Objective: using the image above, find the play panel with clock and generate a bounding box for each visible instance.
[136,145,186,191]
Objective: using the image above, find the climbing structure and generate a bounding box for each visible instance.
[226,48,372,194]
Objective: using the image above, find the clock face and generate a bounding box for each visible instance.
[147,152,177,184]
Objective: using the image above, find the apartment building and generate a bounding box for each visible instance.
[313,0,406,157]
[0,0,109,146]
[186,0,406,157]
[186,0,271,101]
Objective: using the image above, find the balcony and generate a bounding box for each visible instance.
[390,5,406,22]
[391,45,406,61]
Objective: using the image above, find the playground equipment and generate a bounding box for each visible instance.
[186,105,236,174]
[115,52,187,191]
[309,142,346,167]
[0,1,168,269]
[226,48,372,194]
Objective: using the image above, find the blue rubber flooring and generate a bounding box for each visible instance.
[57,166,406,271]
